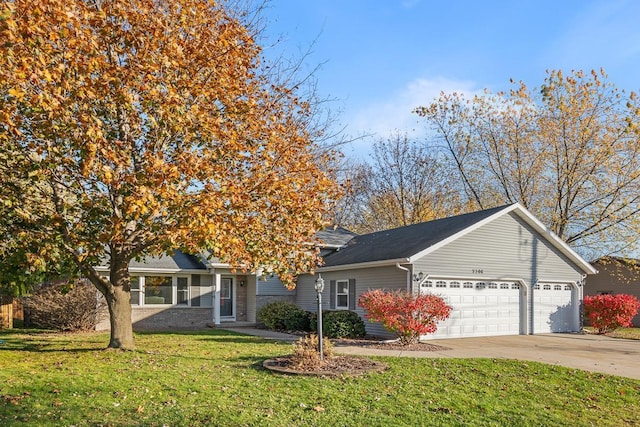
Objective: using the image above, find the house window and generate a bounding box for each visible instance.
[145,276,173,304]
[130,276,141,305]
[476,282,486,289]
[554,284,562,291]
[500,283,509,289]
[435,281,447,288]
[564,285,573,291]
[534,284,540,290]
[463,282,474,288]
[543,284,551,290]
[422,281,433,288]
[511,284,520,290]
[177,277,189,305]
[336,280,349,309]
[488,282,498,289]
[449,281,460,288]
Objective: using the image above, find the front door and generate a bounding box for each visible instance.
[220,278,234,318]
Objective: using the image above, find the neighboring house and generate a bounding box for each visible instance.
[295,203,596,339]
[94,227,356,331]
[584,256,640,326]
[96,203,596,339]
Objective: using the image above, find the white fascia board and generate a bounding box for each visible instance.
[317,258,410,272]
[93,266,208,274]
[509,203,597,275]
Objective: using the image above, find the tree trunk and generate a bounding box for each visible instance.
[104,285,135,349]
[104,252,135,350]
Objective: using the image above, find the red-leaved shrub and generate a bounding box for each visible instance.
[358,289,452,344]
[583,294,640,334]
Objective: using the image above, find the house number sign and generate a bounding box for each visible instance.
[472,269,484,274]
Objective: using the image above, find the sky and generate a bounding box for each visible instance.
[260,0,640,159]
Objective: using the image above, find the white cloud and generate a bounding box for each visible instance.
[346,76,478,141]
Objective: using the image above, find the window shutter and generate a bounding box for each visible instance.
[348,279,356,310]
[329,280,336,310]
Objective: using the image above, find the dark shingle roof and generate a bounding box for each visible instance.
[322,205,511,267]
[316,227,358,247]
[129,250,207,270]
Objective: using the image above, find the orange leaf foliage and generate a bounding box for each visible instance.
[0,0,339,289]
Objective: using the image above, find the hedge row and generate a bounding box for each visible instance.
[256,301,365,338]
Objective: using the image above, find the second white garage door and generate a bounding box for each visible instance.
[532,283,576,333]
[420,279,523,339]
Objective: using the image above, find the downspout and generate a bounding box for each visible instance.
[395,263,411,292]
[579,273,587,331]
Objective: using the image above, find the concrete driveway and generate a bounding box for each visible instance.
[335,334,640,380]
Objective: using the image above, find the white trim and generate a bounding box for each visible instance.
[318,258,409,272]
[213,273,221,325]
[407,203,596,275]
[95,266,207,274]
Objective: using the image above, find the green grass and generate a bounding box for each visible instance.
[1,330,640,426]
[606,327,640,340]
[583,327,640,340]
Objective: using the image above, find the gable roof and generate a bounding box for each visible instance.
[321,203,596,275]
[322,205,509,267]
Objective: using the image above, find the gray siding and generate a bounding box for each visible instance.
[296,265,408,338]
[413,212,584,285]
[257,275,296,296]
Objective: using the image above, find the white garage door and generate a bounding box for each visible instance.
[420,279,522,339]
[532,283,576,333]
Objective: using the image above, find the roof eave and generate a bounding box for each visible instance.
[318,258,410,272]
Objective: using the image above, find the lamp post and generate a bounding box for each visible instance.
[314,274,325,360]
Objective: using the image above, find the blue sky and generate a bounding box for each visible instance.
[260,0,640,158]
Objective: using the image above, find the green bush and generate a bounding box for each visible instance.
[257,301,310,331]
[310,310,366,338]
[283,309,311,331]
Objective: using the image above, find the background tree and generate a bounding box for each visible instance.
[0,0,339,349]
[335,133,462,233]
[415,69,640,258]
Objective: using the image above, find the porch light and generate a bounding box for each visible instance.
[413,271,424,282]
[314,274,325,360]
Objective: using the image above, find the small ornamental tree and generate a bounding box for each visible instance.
[358,289,452,345]
[583,294,640,334]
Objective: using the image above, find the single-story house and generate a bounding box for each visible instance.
[96,203,597,339]
[584,256,640,326]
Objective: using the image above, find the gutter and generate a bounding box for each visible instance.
[317,258,410,272]
[395,263,411,292]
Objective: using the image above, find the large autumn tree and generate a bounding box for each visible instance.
[415,69,640,258]
[0,0,339,348]
[334,133,463,233]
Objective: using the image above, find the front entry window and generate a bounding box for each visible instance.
[220,278,233,317]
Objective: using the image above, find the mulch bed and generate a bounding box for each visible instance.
[262,336,451,377]
[331,337,451,352]
[263,355,387,377]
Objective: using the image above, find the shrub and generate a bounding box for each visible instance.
[21,280,105,331]
[309,310,366,338]
[359,289,452,345]
[583,294,640,334]
[257,301,310,331]
[283,309,311,331]
[290,334,333,369]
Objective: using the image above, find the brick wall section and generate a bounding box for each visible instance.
[96,307,212,331]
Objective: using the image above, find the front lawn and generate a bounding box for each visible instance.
[1,330,640,426]
[583,327,640,340]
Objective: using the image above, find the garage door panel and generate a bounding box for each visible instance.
[425,279,522,339]
[532,284,576,333]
